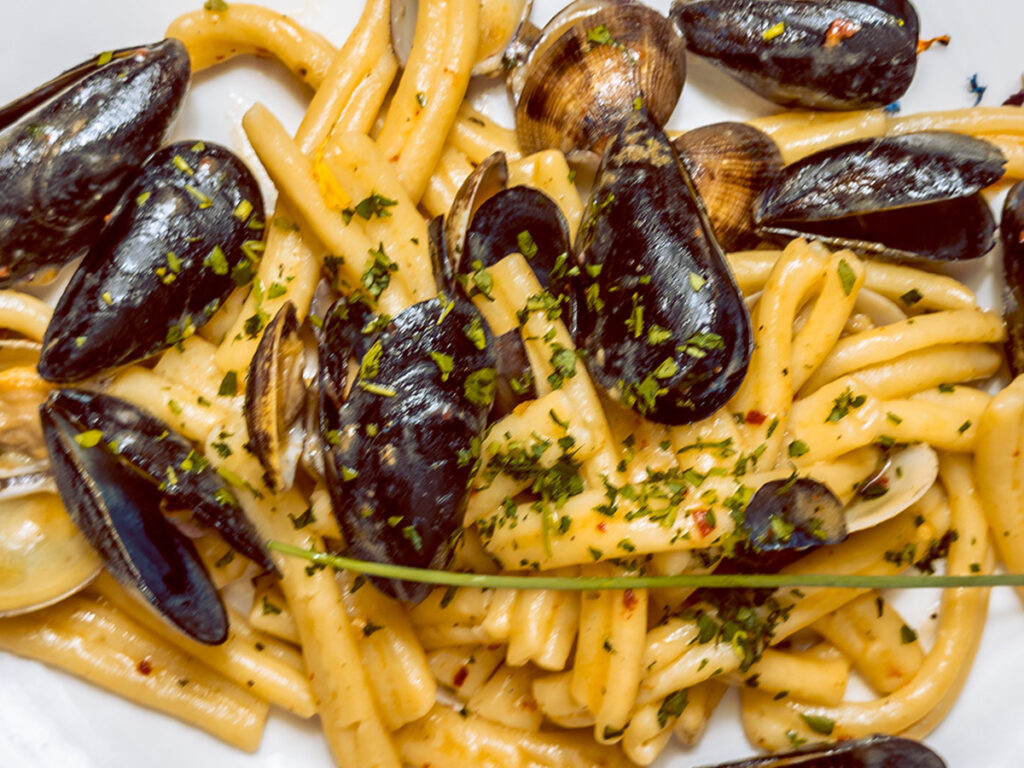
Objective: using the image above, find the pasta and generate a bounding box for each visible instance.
[2,0,1024,767]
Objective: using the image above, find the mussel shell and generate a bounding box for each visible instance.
[515,0,686,157]
[444,151,509,280]
[0,39,189,285]
[701,734,946,767]
[491,329,537,418]
[44,388,273,572]
[672,0,919,110]
[744,478,845,551]
[40,403,227,645]
[754,132,1005,262]
[38,140,264,382]
[323,297,495,602]
[1001,181,1024,377]
[574,110,752,425]
[673,122,784,252]
[245,302,307,492]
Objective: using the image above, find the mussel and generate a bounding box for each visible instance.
[511,0,686,158]
[40,390,233,644]
[38,140,265,383]
[1000,180,1024,376]
[0,40,190,286]
[754,132,1006,262]
[672,0,920,110]
[672,122,784,252]
[700,734,946,767]
[574,110,752,425]
[321,296,496,602]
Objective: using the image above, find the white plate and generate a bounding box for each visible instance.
[1,1,1023,766]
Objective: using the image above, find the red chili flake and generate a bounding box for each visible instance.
[824,18,860,48]
[136,657,154,676]
[745,409,767,425]
[452,666,469,688]
[597,521,608,532]
[521,698,539,711]
[622,589,639,612]
[917,34,950,54]
[693,508,714,538]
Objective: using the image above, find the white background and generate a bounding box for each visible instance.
[1,1,1023,766]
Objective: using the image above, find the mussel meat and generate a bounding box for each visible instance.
[1000,180,1024,376]
[512,0,686,158]
[574,110,752,425]
[0,40,190,286]
[672,0,920,110]
[321,296,496,602]
[699,734,946,767]
[38,140,265,383]
[754,132,1006,262]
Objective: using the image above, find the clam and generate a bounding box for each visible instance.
[754,132,1006,262]
[245,301,310,492]
[1000,180,1024,376]
[671,0,920,110]
[844,443,938,532]
[38,140,265,383]
[0,362,56,500]
[512,0,686,158]
[321,296,496,602]
[574,110,752,425]
[0,40,189,286]
[41,393,227,644]
[702,734,946,767]
[672,122,784,252]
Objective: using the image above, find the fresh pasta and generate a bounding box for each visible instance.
[2,1,1024,767]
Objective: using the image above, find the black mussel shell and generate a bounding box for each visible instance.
[1001,181,1024,377]
[744,478,845,551]
[428,214,455,296]
[700,734,946,767]
[0,40,190,286]
[491,329,537,418]
[38,140,265,382]
[41,399,228,645]
[321,297,495,602]
[44,388,273,572]
[672,0,919,111]
[574,110,752,425]
[754,132,1005,262]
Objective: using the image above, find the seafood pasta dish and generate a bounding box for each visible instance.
[2,0,1024,766]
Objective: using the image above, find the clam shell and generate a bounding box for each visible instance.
[515,0,686,158]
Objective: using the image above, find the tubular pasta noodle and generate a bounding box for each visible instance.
[973,374,1024,599]
[422,144,475,218]
[427,644,506,700]
[468,663,544,732]
[533,671,596,728]
[376,0,479,203]
[93,573,317,718]
[394,703,635,768]
[165,4,335,87]
[799,309,1005,395]
[0,290,51,340]
[842,343,1002,400]
[0,593,268,751]
[249,577,301,644]
[508,150,584,234]
[813,592,925,696]
[332,52,399,137]
[747,109,887,163]
[571,565,647,742]
[450,103,522,164]
[738,453,990,749]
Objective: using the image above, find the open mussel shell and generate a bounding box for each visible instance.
[701,734,946,767]
[444,151,509,279]
[44,388,273,573]
[246,302,308,492]
[574,110,752,425]
[754,132,1006,262]
[672,123,784,252]
[0,39,189,286]
[672,0,919,111]
[514,0,686,158]
[322,297,495,602]
[40,403,227,645]
[38,140,265,383]
[1001,181,1024,377]
[846,444,937,533]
